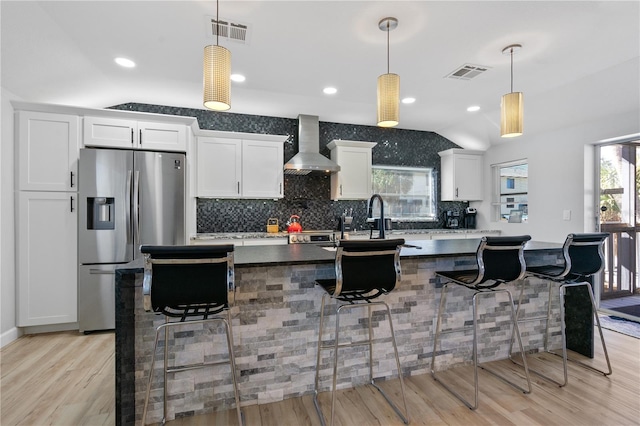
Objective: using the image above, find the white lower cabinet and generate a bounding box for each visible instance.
[17,192,78,327]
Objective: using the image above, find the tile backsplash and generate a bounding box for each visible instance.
[110,103,468,232]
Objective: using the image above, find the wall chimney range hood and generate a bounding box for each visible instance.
[284,114,340,175]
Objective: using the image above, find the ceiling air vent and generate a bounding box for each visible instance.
[445,64,490,80]
[207,17,250,44]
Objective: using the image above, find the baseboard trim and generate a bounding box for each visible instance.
[1,327,23,348]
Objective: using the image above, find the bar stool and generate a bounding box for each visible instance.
[140,245,242,426]
[314,239,409,426]
[512,233,612,387]
[431,235,532,410]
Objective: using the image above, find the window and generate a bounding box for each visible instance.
[372,165,436,221]
[492,160,528,222]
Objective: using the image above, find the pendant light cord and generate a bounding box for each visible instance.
[510,47,514,93]
[386,20,390,74]
[216,0,219,46]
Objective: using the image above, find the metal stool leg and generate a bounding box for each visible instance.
[314,298,409,426]
[431,283,481,410]
[509,279,568,387]
[313,294,328,426]
[142,321,164,425]
[223,311,244,426]
[558,282,612,377]
[478,289,532,396]
[432,285,531,410]
[369,302,409,424]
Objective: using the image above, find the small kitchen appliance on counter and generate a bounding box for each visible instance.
[443,210,460,229]
[463,207,477,229]
[267,218,279,233]
[286,215,303,233]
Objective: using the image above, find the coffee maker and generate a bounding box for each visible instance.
[463,207,477,229]
[443,210,460,229]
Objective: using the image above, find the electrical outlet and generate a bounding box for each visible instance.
[563,210,571,221]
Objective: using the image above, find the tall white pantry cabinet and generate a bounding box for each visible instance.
[15,111,80,326]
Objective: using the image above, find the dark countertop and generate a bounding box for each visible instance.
[116,239,563,270]
[234,238,562,267]
[191,229,501,241]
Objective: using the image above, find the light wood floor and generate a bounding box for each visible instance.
[1,328,639,426]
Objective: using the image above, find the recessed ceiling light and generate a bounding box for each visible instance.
[114,57,136,68]
[323,87,337,95]
[230,74,246,82]
[467,105,481,112]
[401,97,416,104]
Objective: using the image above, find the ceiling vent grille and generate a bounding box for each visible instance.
[208,17,250,44]
[445,64,490,80]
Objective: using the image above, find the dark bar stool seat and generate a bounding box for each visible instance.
[139,245,242,426]
[514,233,612,386]
[313,239,409,426]
[431,235,533,410]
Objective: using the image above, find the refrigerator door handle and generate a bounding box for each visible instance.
[125,170,132,244]
[133,170,140,246]
[89,269,116,275]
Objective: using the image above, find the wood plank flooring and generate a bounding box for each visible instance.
[1,328,638,426]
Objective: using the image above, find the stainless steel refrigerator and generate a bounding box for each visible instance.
[78,148,185,332]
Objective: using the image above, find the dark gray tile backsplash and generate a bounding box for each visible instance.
[110,103,468,232]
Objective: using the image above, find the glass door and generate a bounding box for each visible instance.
[598,143,639,299]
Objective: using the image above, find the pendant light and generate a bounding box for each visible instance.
[203,0,231,111]
[377,17,399,128]
[500,44,523,137]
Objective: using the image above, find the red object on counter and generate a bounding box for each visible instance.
[286,215,303,233]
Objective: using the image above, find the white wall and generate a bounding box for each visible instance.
[1,87,20,346]
[473,110,640,243]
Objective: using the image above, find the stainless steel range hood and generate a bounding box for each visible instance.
[284,114,340,175]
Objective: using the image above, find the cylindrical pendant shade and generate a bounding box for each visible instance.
[500,91,523,137]
[203,44,231,111]
[377,73,400,128]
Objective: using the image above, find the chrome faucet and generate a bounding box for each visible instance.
[367,194,386,239]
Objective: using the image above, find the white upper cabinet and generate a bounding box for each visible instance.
[196,133,286,199]
[84,116,187,152]
[196,137,243,197]
[328,140,377,200]
[242,140,284,198]
[17,111,80,192]
[439,149,484,201]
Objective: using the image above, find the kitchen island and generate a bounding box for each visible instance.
[116,239,569,425]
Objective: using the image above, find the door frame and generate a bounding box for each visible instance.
[595,137,640,303]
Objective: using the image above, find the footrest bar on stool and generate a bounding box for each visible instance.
[430,369,478,410]
[508,352,567,387]
[370,380,410,425]
[479,365,532,394]
[312,392,326,426]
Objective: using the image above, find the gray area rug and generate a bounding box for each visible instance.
[599,315,640,339]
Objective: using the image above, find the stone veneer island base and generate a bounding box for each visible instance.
[116,239,596,425]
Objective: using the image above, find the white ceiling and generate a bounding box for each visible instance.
[2,1,639,149]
